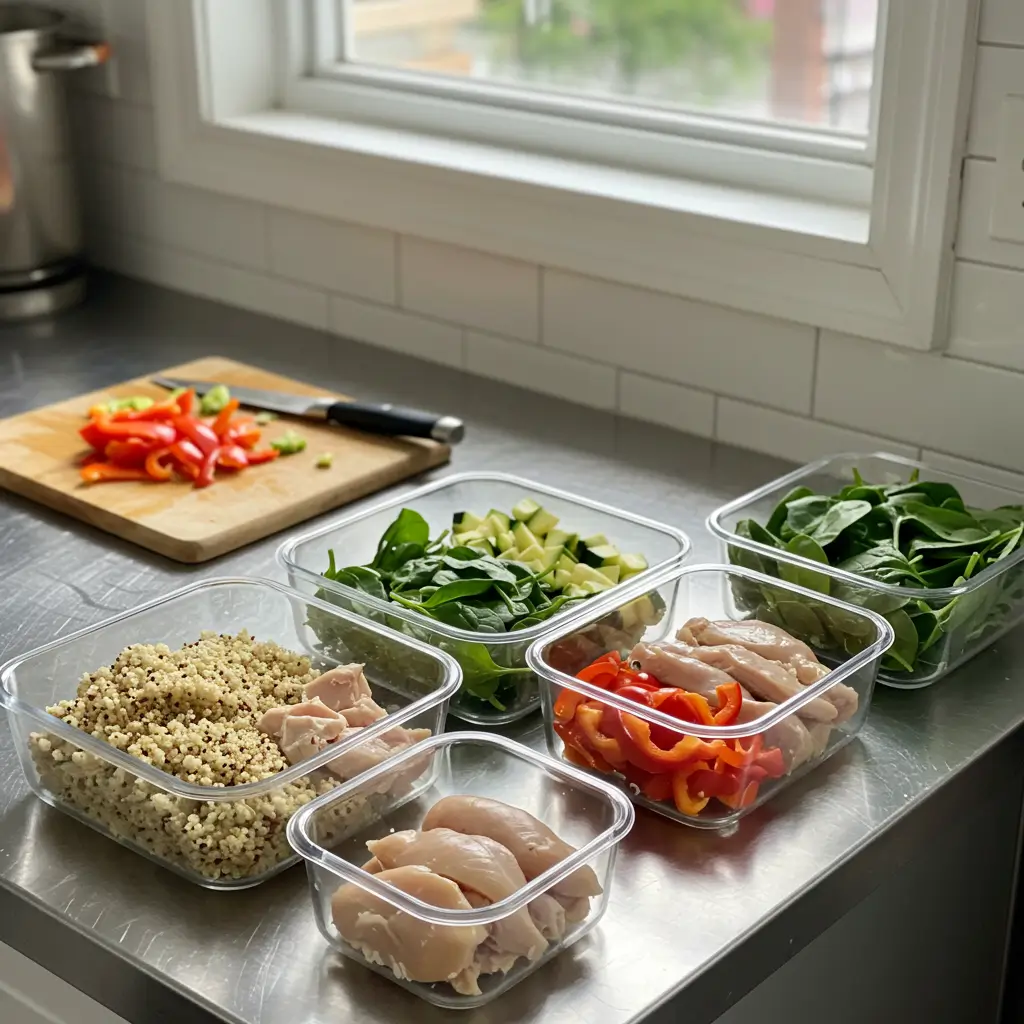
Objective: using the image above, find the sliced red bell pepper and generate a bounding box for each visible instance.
[216,444,249,470]
[172,415,219,457]
[106,397,185,422]
[554,720,616,773]
[618,760,674,802]
[83,418,177,447]
[651,687,717,727]
[602,704,724,774]
[211,398,241,438]
[223,419,261,449]
[577,652,621,688]
[103,438,151,468]
[718,781,762,811]
[80,463,152,484]
[574,703,629,767]
[144,446,175,481]
[717,734,764,768]
[194,448,219,489]
[554,687,586,723]
[243,448,280,465]
[754,745,787,779]
[671,761,711,816]
[711,682,743,726]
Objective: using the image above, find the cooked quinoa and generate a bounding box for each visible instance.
[29,630,379,883]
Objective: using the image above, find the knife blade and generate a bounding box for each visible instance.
[152,377,464,445]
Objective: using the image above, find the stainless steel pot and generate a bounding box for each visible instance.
[0,4,108,319]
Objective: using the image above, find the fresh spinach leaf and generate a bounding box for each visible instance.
[777,534,831,594]
[765,486,815,537]
[371,508,430,572]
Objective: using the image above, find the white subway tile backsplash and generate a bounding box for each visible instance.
[948,261,1024,372]
[955,159,1024,271]
[617,372,715,438]
[920,450,1024,494]
[400,237,540,342]
[967,45,1024,159]
[980,0,1024,46]
[816,331,1024,471]
[329,295,464,368]
[465,331,616,409]
[543,270,816,413]
[92,234,329,330]
[269,210,396,304]
[716,398,918,466]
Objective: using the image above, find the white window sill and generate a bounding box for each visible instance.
[229,110,872,251]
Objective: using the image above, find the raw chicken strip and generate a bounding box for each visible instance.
[628,642,735,698]
[682,645,837,723]
[421,796,602,900]
[339,694,389,727]
[527,895,567,941]
[734,698,817,771]
[257,697,341,737]
[278,713,349,764]
[304,664,371,712]
[680,618,859,723]
[555,895,591,924]
[331,865,487,988]
[326,726,431,790]
[807,721,833,760]
[367,828,548,961]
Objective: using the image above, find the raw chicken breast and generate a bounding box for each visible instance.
[734,698,817,771]
[278,713,349,764]
[555,895,592,924]
[257,697,341,737]
[421,796,602,900]
[331,865,487,987]
[326,726,431,790]
[680,618,859,722]
[682,645,837,723]
[367,828,548,962]
[339,694,389,727]
[527,894,567,941]
[304,664,371,712]
[628,642,736,698]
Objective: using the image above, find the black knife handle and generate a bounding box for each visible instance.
[326,401,464,445]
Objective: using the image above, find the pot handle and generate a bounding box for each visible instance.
[32,42,111,73]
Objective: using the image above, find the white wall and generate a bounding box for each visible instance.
[54,0,1024,484]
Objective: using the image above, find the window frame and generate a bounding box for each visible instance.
[147,0,979,351]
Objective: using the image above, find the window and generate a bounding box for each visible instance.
[148,0,978,350]
[288,0,884,203]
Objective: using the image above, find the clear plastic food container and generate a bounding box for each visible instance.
[0,578,461,889]
[707,452,1024,688]
[286,731,634,1008]
[527,564,893,829]
[279,472,690,725]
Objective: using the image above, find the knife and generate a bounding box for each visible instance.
[152,377,465,445]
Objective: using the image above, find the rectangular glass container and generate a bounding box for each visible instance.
[707,452,1024,687]
[279,472,690,724]
[528,563,893,829]
[286,731,634,1008]
[0,577,461,889]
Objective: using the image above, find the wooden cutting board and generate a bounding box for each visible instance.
[0,356,450,563]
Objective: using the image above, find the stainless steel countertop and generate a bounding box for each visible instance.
[1,275,1022,1024]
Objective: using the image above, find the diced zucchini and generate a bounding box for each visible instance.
[453,511,484,532]
[619,553,649,578]
[596,564,621,584]
[556,554,578,573]
[581,578,613,594]
[487,509,511,531]
[571,563,612,587]
[527,506,560,537]
[539,547,562,570]
[518,543,545,564]
[545,528,575,549]
[477,517,499,539]
[495,530,517,553]
[563,583,590,600]
[497,548,521,561]
[513,521,541,551]
[512,497,542,522]
[581,533,608,548]
[620,593,665,629]
[455,528,485,543]
[553,569,573,589]
[524,559,545,573]
[466,537,495,555]
[581,542,621,568]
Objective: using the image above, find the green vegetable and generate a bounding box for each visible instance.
[255,410,277,425]
[731,470,1024,678]
[199,384,231,416]
[307,501,652,711]
[90,395,154,417]
[270,430,307,455]
[316,452,334,469]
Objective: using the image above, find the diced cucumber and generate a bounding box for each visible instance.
[596,564,621,584]
[621,593,665,629]
[619,553,649,577]
[453,511,484,531]
[513,521,541,551]
[512,497,542,522]
[553,569,573,589]
[495,531,517,553]
[556,554,577,573]
[571,562,612,587]
[581,533,608,548]
[466,537,495,555]
[581,542,621,568]
[581,578,613,594]
[545,528,574,548]
[497,548,521,561]
[477,517,499,540]
[539,547,562,570]
[487,509,511,531]
[455,528,485,543]
[563,583,590,599]
[518,543,545,564]
[524,559,545,573]
[527,506,560,537]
